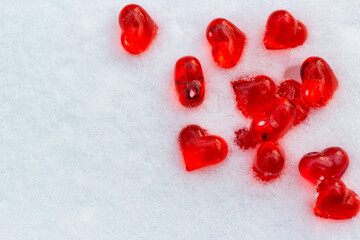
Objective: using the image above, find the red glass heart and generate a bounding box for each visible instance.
[314,177,360,220]
[119,4,158,54]
[234,128,261,150]
[299,147,349,184]
[300,57,338,107]
[232,75,276,118]
[263,10,307,49]
[206,18,246,68]
[277,79,310,125]
[253,142,285,182]
[250,98,296,141]
[174,56,205,108]
[178,125,228,171]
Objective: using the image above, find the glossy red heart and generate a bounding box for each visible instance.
[232,75,276,118]
[206,18,246,68]
[314,177,360,219]
[253,142,285,182]
[174,56,205,108]
[301,57,338,107]
[250,98,296,141]
[119,4,158,54]
[263,10,307,49]
[178,125,228,171]
[299,147,349,184]
[277,79,310,126]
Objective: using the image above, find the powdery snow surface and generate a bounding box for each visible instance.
[1,0,360,239]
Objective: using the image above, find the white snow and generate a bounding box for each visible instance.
[1,0,360,239]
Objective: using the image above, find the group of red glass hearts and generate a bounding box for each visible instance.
[300,148,360,219]
[233,57,337,177]
[119,4,360,220]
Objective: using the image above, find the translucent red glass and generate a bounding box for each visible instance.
[314,177,360,220]
[263,10,307,49]
[178,125,228,171]
[253,142,285,181]
[299,147,349,184]
[119,4,158,54]
[206,18,246,68]
[234,128,261,150]
[232,75,276,118]
[174,56,205,108]
[277,79,310,125]
[251,98,296,141]
[301,57,338,107]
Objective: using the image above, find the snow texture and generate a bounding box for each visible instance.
[1,0,360,239]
